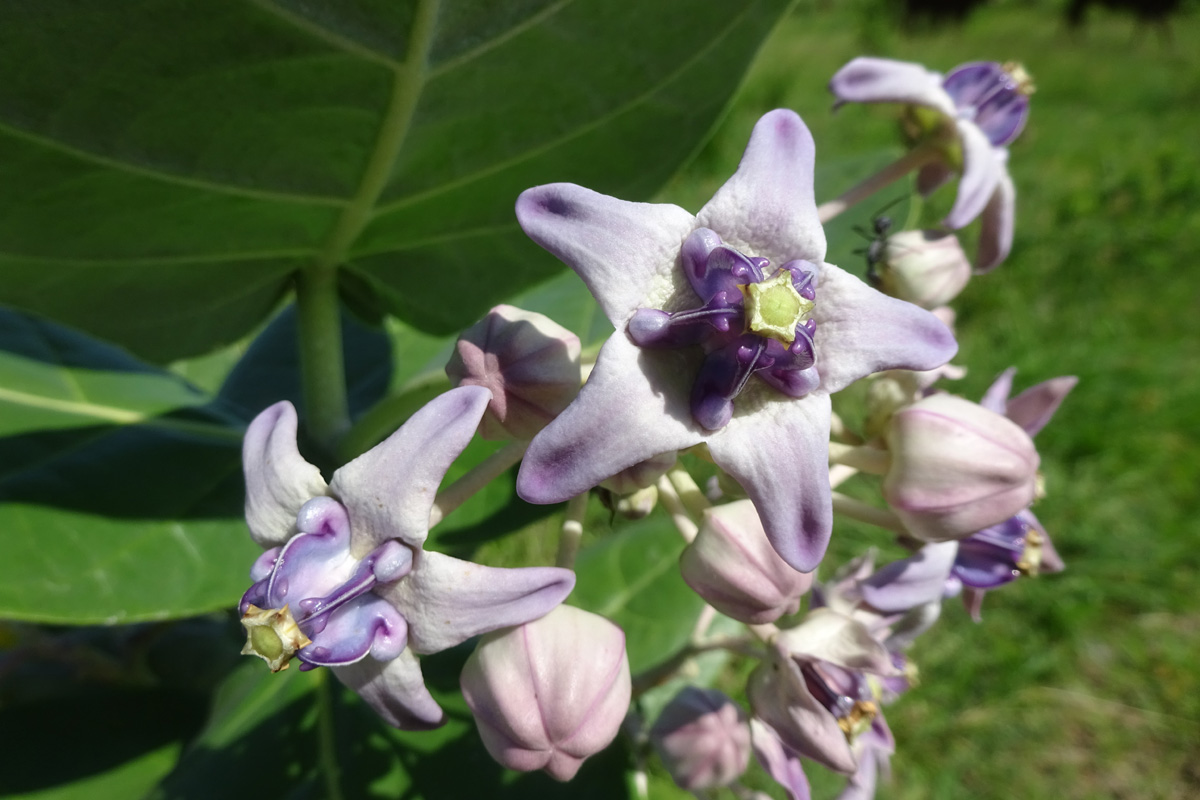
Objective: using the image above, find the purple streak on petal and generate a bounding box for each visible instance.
[761,364,820,399]
[709,393,832,572]
[242,401,328,548]
[980,367,1017,414]
[829,57,957,117]
[518,334,706,503]
[860,541,958,613]
[268,502,355,609]
[952,547,1019,589]
[697,109,826,266]
[976,91,1029,147]
[977,160,1015,272]
[334,649,445,730]
[814,263,958,395]
[942,62,1009,110]
[916,161,955,197]
[944,121,1003,229]
[1005,375,1078,437]
[383,550,574,655]
[330,385,490,556]
[750,720,813,800]
[299,594,408,667]
[516,183,697,324]
[692,336,770,431]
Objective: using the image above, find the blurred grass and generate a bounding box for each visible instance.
[658,0,1200,797]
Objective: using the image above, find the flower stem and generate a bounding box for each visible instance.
[667,465,710,520]
[556,493,589,569]
[655,475,698,543]
[295,266,350,457]
[314,669,346,800]
[831,491,908,534]
[817,141,942,224]
[428,440,529,527]
[828,442,890,474]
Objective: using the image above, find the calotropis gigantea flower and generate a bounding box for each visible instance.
[515,110,957,572]
[650,687,752,791]
[830,58,1033,271]
[239,388,575,730]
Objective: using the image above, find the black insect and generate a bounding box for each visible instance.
[852,197,906,287]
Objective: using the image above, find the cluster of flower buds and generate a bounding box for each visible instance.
[229,54,1075,800]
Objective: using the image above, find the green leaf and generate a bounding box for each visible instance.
[0,0,791,360]
[152,649,632,799]
[572,514,707,674]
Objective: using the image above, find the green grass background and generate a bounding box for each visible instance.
[657,1,1200,797]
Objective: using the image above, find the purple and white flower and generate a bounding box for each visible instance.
[238,388,575,729]
[515,109,956,572]
[830,58,1033,271]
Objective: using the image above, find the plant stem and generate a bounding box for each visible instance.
[656,475,698,543]
[295,266,350,456]
[315,669,346,800]
[428,440,529,527]
[667,465,710,520]
[556,493,589,569]
[831,491,908,534]
[817,141,942,224]
[828,442,890,474]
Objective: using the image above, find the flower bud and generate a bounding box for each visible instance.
[599,484,659,520]
[446,305,581,440]
[680,500,813,624]
[460,604,631,781]
[875,230,971,309]
[650,687,751,790]
[883,393,1039,542]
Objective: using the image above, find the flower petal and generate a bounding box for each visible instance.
[242,401,328,548]
[814,263,958,395]
[333,648,444,730]
[1005,375,1078,437]
[829,57,957,117]
[708,393,832,572]
[976,157,1015,272]
[750,719,813,800]
[515,183,696,323]
[980,367,1016,414]
[697,109,826,266]
[382,550,574,655]
[300,594,408,667]
[330,385,490,556]
[860,542,958,613]
[944,120,1003,229]
[776,608,896,675]
[916,161,955,197]
[518,334,706,503]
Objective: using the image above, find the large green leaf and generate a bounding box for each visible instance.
[150,648,632,799]
[572,514,706,674]
[0,0,791,361]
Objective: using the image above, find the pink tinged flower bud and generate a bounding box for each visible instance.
[445,305,581,440]
[650,687,752,790]
[680,500,814,624]
[460,604,631,781]
[883,393,1039,542]
[876,230,971,309]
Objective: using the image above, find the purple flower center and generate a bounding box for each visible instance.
[951,512,1043,590]
[240,497,410,671]
[942,61,1033,147]
[627,228,820,431]
[800,661,877,740]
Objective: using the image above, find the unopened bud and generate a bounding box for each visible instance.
[680,500,813,624]
[650,688,751,790]
[884,393,1039,542]
[446,305,581,440]
[599,484,659,520]
[876,230,971,309]
[460,605,631,781]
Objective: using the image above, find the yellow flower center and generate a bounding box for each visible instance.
[740,269,814,345]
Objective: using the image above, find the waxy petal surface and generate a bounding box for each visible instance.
[860,542,958,613]
[708,393,832,572]
[829,57,956,117]
[334,649,444,730]
[1006,376,1078,437]
[815,264,958,395]
[697,109,826,265]
[945,120,1003,229]
[242,401,328,548]
[330,386,490,556]
[976,159,1015,272]
[382,550,575,655]
[516,183,696,323]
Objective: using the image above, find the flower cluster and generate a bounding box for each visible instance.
[229,54,1074,800]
